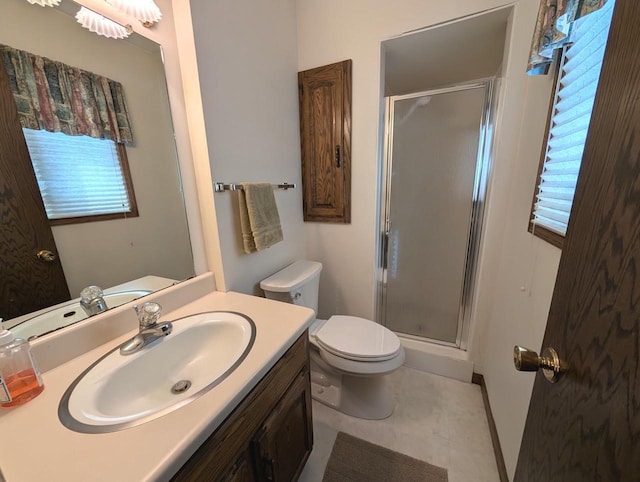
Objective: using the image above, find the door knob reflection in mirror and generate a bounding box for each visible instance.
[36,249,56,262]
[513,345,566,383]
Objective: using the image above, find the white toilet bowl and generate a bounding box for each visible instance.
[307,317,405,419]
[261,260,405,419]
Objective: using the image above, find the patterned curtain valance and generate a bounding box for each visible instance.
[527,0,609,75]
[0,44,134,144]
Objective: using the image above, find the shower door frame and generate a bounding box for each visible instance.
[376,79,498,349]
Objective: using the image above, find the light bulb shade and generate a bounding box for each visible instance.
[75,7,131,39]
[26,0,62,6]
[110,0,162,24]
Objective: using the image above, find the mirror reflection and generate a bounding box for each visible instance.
[0,0,194,338]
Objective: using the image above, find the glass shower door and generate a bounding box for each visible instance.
[380,84,489,345]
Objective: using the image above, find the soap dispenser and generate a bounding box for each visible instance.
[0,319,45,407]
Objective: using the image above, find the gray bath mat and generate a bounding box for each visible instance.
[322,432,448,481]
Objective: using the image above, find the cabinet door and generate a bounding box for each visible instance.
[222,450,255,482]
[298,60,351,223]
[253,370,313,481]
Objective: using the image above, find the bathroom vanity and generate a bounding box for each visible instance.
[172,334,312,481]
[0,274,315,481]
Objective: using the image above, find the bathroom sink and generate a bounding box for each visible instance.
[10,290,152,340]
[58,311,256,433]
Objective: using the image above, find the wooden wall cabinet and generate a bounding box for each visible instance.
[298,60,352,223]
[171,334,313,482]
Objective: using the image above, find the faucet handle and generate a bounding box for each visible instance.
[80,285,104,303]
[79,286,107,316]
[135,302,162,328]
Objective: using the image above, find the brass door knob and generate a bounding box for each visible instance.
[513,345,566,383]
[36,249,57,262]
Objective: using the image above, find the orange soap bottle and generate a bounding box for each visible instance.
[0,319,45,408]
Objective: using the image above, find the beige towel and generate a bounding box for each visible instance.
[238,183,283,253]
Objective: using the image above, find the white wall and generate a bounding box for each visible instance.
[297,1,561,478]
[384,10,508,96]
[478,40,561,482]
[471,6,561,478]
[188,0,305,295]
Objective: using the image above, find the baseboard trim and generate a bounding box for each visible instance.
[472,373,508,482]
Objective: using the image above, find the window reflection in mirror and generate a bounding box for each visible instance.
[0,0,194,337]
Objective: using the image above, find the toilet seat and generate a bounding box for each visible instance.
[318,346,405,376]
[315,315,401,362]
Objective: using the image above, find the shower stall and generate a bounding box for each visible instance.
[378,81,496,348]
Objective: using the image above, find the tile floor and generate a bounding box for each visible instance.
[299,366,500,482]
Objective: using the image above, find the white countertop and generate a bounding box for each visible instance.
[4,275,178,333]
[0,281,314,481]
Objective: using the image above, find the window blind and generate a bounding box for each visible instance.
[532,0,614,236]
[23,129,132,220]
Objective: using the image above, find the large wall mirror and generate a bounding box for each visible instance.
[0,0,194,339]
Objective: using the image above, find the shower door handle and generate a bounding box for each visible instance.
[382,230,390,270]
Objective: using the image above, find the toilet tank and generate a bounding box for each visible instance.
[260,261,323,314]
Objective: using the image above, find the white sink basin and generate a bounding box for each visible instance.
[59,311,255,433]
[10,290,152,340]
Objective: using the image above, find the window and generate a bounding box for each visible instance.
[23,129,138,225]
[530,0,614,248]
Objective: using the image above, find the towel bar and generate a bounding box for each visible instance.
[214,182,296,192]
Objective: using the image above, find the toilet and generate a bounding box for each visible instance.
[260,260,405,419]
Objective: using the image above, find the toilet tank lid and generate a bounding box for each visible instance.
[260,260,323,292]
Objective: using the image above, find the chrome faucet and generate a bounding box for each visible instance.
[119,302,173,356]
[80,286,108,316]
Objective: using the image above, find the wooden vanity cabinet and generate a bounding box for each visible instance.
[221,450,254,482]
[171,333,313,482]
[253,370,313,481]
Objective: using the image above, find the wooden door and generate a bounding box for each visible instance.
[0,61,70,320]
[515,0,640,479]
[298,60,351,223]
[253,370,313,481]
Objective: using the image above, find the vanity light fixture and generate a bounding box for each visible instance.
[26,0,61,6]
[108,0,162,26]
[75,7,133,40]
